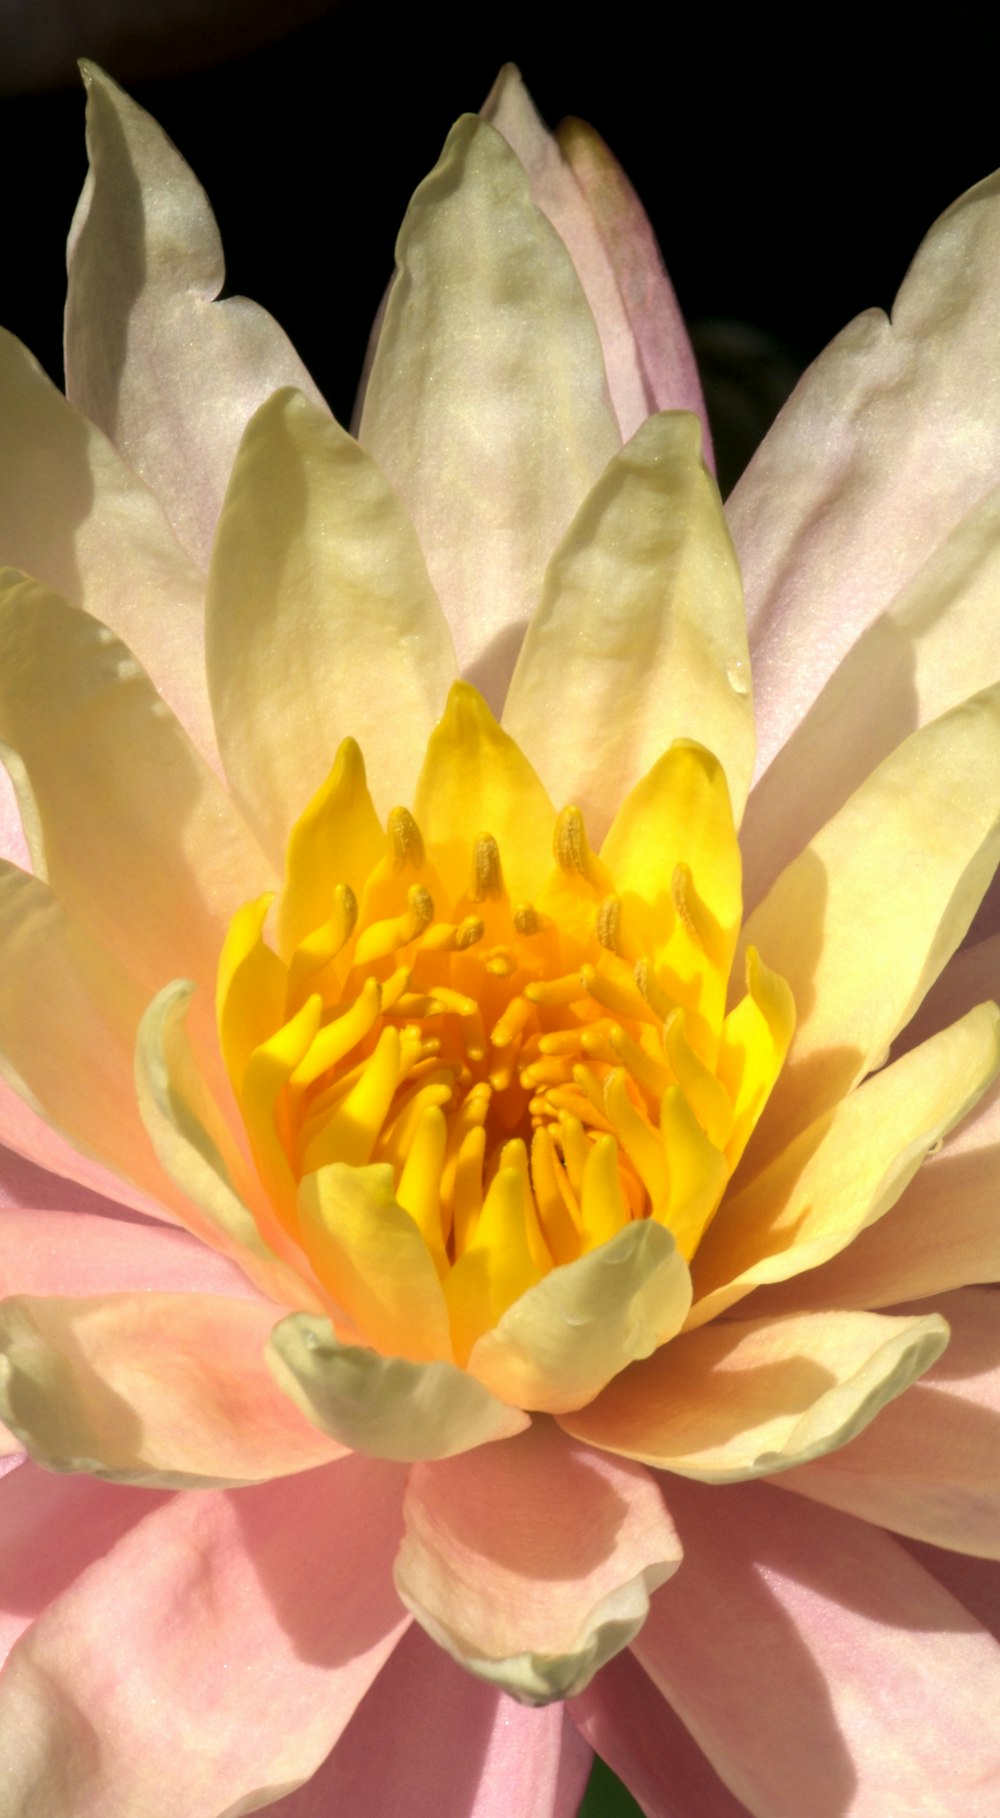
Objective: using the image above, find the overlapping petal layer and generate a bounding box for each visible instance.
[0,55,998,1818]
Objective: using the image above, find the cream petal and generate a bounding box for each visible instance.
[297,1164,453,1364]
[267,1313,529,1463]
[206,388,457,855]
[358,113,619,709]
[65,62,328,569]
[0,1460,409,1817]
[394,1421,680,1703]
[0,1291,346,1488]
[135,979,324,1308]
[741,481,1000,912]
[556,117,714,459]
[0,572,274,1074]
[636,1480,1000,1816]
[503,414,753,840]
[688,1002,1000,1325]
[304,1623,592,1818]
[741,688,1000,1155]
[561,1308,947,1481]
[481,65,648,443]
[779,1290,1000,1557]
[467,1220,692,1415]
[896,927,1000,1054]
[748,1074,1000,1316]
[0,325,217,766]
[732,166,1000,779]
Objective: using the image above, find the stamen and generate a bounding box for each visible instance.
[553,806,612,891]
[603,1068,667,1204]
[525,973,586,1007]
[301,1025,402,1171]
[580,962,648,1022]
[289,976,381,1090]
[288,883,358,1002]
[354,884,434,964]
[420,915,485,953]
[513,901,542,936]
[388,806,425,873]
[491,994,533,1047]
[634,957,675,1021]
[470,834,505,902]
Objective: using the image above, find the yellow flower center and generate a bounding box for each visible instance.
[217,690,794,1362]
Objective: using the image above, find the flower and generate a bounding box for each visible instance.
[0,55,999,1818]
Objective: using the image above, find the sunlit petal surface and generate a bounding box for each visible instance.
[0,58,999,1818]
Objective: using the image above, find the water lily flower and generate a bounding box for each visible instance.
[1,58,1000,1818]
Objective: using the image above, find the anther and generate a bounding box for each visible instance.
[470,834,504,902]
[553,806,611,890]
[387,807,425,873]
[513,902,541,936]
[596,895,623,954]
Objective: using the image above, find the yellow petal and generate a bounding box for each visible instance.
[277,738,383,961]
[206,389,456,856]
[505,413,753,839]
[414,682,554,905]
[358,113,619,707]
[267,1313,528,1462]
[600,740,741,964]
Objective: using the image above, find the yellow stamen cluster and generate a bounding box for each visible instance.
[217,722,794,1359]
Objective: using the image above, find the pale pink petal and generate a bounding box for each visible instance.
[571,1649,752,1818]
[0,1206,263,1298]
[395,1421,680,1702]
[0,761,28,870]
[777,1288,1000,1556]
[481,65,648,444]
[0,1458,409,1816]
[732,167,1000,781]
[265,1624,592,1818]
[634,1478,1000,1815]
[0,1291,345,1486]
[0,859,212,1225]
[66,63,328,571]
[0,1457,169,1666]
[901,1538,1000,1641]
[0,1136,160,1220]
[556,116,714,464]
